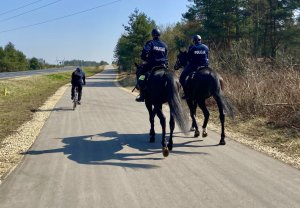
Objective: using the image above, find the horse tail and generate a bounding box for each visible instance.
[219,92,235,119]
[165,72,189,134]
[219,76,225,91]
[214,71,233,117]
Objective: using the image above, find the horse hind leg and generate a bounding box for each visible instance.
[149,113,155,143]
[188,100,200,137]
[213,94,226,145]
[198,100,209,138]
[155,106,168,157]
[193,116,200,138]
[146,101,155,143]
[168,113,175,151]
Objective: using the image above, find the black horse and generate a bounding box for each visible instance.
[174,50,234,145]
[135,63,188,156]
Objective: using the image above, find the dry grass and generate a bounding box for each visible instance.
[221,68,300,129]
[215,64,300,166]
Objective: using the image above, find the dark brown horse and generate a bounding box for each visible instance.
[135,63,188,156]
[174,50,234,145]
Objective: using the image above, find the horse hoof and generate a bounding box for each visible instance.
[162,147,169,157]
[194,130,200,137]
[202,132,208,137]
[219,140,226,145]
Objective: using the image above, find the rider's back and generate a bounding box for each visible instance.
[188,43,209,67]
[141,38,168,68]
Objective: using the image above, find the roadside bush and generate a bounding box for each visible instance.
[209,41,300,129]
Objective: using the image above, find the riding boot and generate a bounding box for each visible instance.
[135,89,145,102]
[136,75,146,102]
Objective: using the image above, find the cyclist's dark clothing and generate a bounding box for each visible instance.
[71,68,86,101]
[71,85,83,101]
[71,68,86,86]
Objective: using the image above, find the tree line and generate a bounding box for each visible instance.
[0,42,55,72]
[114,0,300,72]
[64,60,108,67]
[0,42,109,72]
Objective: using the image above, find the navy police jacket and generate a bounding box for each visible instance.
[71,68,86,86]
[141,38,168,68]
[188,43,209,67]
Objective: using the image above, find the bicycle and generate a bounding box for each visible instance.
[73,86,79,110]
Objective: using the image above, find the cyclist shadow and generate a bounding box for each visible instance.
[25,131,207,169]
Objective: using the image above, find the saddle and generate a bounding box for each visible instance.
[150,64,168,73]
[186,66,209,81]
[136,64,168,91]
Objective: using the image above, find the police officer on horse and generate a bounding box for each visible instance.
[135,28,168,102]
[180,35,209,99]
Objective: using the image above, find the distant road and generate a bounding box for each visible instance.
[0,66,75,80]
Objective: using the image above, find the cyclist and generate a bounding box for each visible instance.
[71,67,86,104]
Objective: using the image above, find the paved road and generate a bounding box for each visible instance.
[0,66,299,208]
[0,66,75,79]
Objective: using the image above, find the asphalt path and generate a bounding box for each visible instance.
[0,66,75,79]
[0,66,299,208]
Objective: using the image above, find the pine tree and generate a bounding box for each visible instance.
[114,9,156,71]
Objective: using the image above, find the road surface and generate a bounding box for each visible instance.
[0,66,75,79]
[0,66,299,208]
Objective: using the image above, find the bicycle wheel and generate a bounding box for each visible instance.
[73,87,78,110]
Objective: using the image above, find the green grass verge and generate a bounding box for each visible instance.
[0,66,104,142]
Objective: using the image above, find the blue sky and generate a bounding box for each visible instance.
[0,0,190,64]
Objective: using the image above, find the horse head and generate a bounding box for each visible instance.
[174,49,188,70]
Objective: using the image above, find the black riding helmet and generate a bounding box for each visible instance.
[151,28,161,37]
[192,35,201,43]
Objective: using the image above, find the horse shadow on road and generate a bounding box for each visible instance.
[25,131,208,169]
